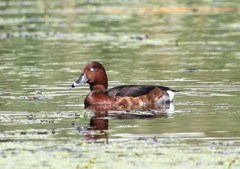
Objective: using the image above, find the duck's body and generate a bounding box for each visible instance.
[72,61,178,109]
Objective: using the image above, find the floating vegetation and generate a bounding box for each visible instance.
[22,89,47,100]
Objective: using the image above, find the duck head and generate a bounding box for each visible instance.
[71,61,108,91]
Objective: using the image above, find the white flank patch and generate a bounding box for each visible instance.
[168,103,175,114]
[167,90,175,102]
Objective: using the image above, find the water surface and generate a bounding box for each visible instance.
[0,0,240,168]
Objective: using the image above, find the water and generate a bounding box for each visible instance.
[0,0,240,168]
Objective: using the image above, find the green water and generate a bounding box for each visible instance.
[0,0,240,168]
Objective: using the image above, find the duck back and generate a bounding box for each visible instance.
[107,85,171,97]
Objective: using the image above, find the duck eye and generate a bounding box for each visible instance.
[90,67,95,72]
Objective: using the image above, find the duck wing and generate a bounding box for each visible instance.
[107,85,172,97]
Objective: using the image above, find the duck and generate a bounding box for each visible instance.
[71,61,179,110]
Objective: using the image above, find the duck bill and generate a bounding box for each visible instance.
[71,73,88,88]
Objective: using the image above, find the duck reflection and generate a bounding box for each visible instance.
[76,103,175,142]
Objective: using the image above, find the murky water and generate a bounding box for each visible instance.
[0,0,240,168]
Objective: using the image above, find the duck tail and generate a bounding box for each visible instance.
[172,89,183,93]
[167,89,182,102]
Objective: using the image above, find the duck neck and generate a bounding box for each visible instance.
[90,84,108,92]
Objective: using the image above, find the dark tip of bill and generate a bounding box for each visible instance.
[71,84,75,88]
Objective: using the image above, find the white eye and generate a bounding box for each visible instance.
[90,67,95,72]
